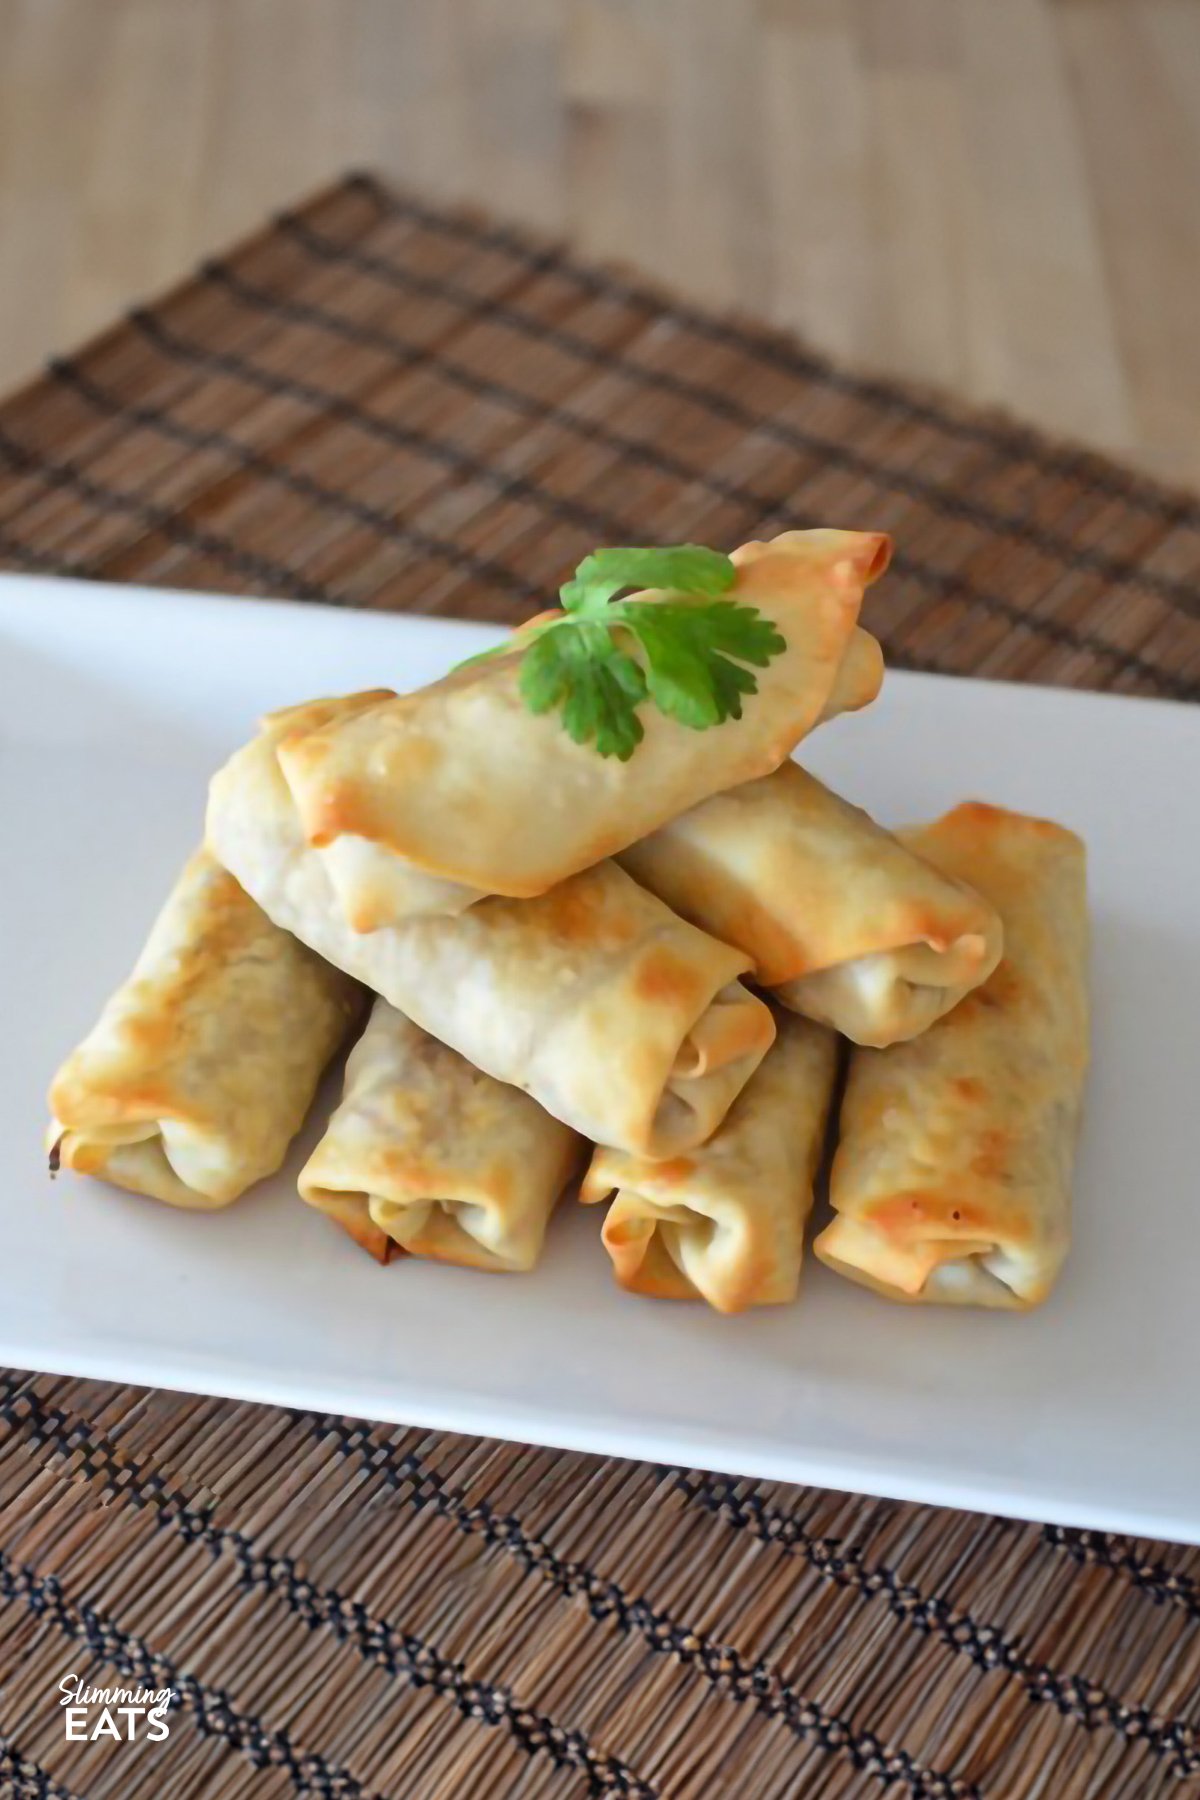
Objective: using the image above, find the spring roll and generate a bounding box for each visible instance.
[272,530,890,928]
[581,1014,839,1312]
[820,626,885,722]
[207,702,776,1157]
[47,849,361,1209]
[300,1001,583,1271]
[271,620,884,935]
[814,803,1089,1308]
[620,764,1003,1046]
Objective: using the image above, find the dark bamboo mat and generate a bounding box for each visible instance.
[3,174,1200,1800]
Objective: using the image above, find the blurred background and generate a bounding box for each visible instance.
[1,0,1194,484]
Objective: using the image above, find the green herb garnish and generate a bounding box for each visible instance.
[456,545,786,760]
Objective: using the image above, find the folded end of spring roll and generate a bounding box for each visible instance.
[46,849,360,1209]
[653,982,779,1157]
[731,527,892,592]
[46,1118,240,1211]
[533,884,777,1154]
[211,725,776,1157]
[271,529,892,914]
[591,1195,707,1303]
[301,1185,401,1264]
[814,801,1088,1309]
[813,1213,1058,1309]
[621,763,1003,1047]
[581,1014,839,1312]
[775,921,1003,1048]
[817,628,885,724]
[299,1002,584,1273]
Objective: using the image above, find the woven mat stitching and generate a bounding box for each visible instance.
[4,1380,1198,1786]
[133,275,1200,684]
[340,176,1200,530]
[14,342,1196,702]
[1,1384,971,1800]
[5,174,1200,1800]
[0,1738,83,1800]
[281,189,1200,583]
[0,425,331,602]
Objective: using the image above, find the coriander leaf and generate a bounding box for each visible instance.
[519,626,647,758]
[615,607,721,730]
[706,653,760,723]
[616,599,787,730]
[560,545,735,614]
[518,626,574,715]
[457,543,789,758]
[565,663,646,761]
[658,598,789,669]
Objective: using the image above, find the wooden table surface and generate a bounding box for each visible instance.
[5,172,1200,1800]
[0,0,1196,489]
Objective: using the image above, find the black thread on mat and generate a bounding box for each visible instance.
[670,1471,1200,1763]
[276,204,1200,617]
[1043,1526,1200,1624]
[297,1413,1200,1786]
[0,1553,393,1800]
[34,351,1152,691]
[221,1540,657,1798]
[16,1378,1200,1790]
[0,533,83,577]
[0,1369,38,1407]
[299,1421,964,1798]
[0,1386,216,1530]
[32,350,1184,698]
[0,1391,657,1800]
[0,427,335,602]
[48,356,537,608]
[0,1386,969,1800]
[201,256,760,520]
[125,308,634,544]
[190,261,1200,698]
[67,335,1199,699]
[343,176,1200,542]
[0,1739,83,1800]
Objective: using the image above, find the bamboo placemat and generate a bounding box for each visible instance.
[2,174,1200,1800]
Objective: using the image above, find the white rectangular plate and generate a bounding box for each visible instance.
[4,574,1200,1542]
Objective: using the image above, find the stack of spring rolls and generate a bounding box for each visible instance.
[47,528,1090,1311]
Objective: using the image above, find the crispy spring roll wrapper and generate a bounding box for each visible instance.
[207,702,776,1156]
[619,764,1003,1047]
[295,625,885,933]
[580,1014,839,1312]
[304,1182,399,1265]
[272,529,891,928]
[264,689,482,924]
[47,849,362,1209]
[819,627,884,723]
[814,803,1089,1309]
[512,611,882,722]
[300,1001,584,1272]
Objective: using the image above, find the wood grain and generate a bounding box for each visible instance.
[3,172,1200,1800]
[0,0,1196,484]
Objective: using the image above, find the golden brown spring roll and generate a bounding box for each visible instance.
[619,763,1003,1046]
[303,1184,399,1265]
[206,702,776,1157]
[820,627,885,722]
[47,849,361,1209]
[581,1014,839,1312]
[272,530,890,928]
[814,803,1089,1308]
[300,1001,583,1271]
